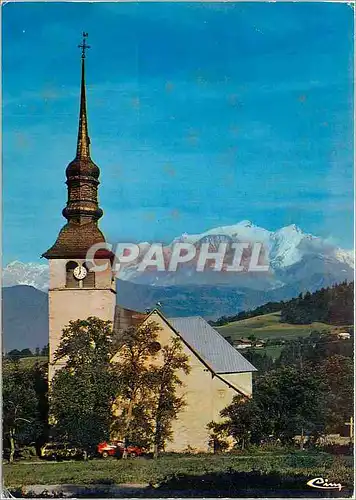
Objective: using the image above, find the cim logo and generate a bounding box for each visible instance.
[307,477,343,491]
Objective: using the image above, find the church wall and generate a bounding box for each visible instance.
[144,313,250,453]
[49,259,66,289]
[219,372,253,398]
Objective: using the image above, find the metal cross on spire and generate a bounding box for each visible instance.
[78,32,90,59]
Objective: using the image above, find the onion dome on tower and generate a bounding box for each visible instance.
[43,33,108,259]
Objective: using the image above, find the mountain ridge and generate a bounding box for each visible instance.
[3,221,354,291]
[2,221,353,350]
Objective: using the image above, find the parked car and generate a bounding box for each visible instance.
[40,442,86,461]
[97,441,144,458]
[117,441,144,458]
[97,441,119,458]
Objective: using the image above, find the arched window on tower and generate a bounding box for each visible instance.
[82,263,95,288]
[66,261,79,288]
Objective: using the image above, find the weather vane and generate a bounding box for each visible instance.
[78,32,90,59]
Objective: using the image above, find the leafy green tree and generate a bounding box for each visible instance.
[112,321,163,449]
[50,317,121,454]
[242,349,274,373]
[7,349,21,361]
[41,344,49,357]
[207,421,230,453]
[20,348,33,358]
[218,395,265,450]
[31,361,49,454]
[255,366,326,443]
[247,334,257,347]
[219,365,326,446]
[3,361,43,462]
[319,355,353,433]
[149,337,190,458]
[281,281,353,325]
[113,324,190,457]
[279,331,353,368]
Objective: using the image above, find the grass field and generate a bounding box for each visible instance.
[4,453,353,493]
[259,344,284,360]
[19,356,48,368]
[216,312,333,341]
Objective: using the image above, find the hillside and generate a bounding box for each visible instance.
[2,280,353,352]
[216,311,335,341]
[212,281,354,326]
[2,285,49,352]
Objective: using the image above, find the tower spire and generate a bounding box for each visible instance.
[42,32,106,259]
[76,33,91,158]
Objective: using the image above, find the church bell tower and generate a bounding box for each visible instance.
[43,34,116,381]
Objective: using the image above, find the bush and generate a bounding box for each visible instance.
[20,446,37,460]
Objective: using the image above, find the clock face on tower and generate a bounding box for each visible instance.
[73,265,87,280]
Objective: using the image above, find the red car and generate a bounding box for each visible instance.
[97,441,144,458]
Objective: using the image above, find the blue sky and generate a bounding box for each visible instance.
[3,2,354,264]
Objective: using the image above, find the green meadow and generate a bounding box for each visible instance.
[216,312,333,341]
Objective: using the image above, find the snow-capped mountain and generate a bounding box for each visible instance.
[117,221,354,287]
[2,261,49,291]
[2,221,354,292]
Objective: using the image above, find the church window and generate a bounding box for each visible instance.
[65,261,95,288]
[149,341,161,354]
[66,261,79,288]
[82,264,95,288]
[218,389,226,399]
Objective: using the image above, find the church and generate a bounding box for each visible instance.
[43,36,257,452]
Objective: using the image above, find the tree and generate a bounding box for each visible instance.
[218,395,265,450]
[149,338,190,458]
[243,349,274,373]
[278,331,352,368]
[219,365,326,447]
[41,344,49,357]
[247,334,257,347]
[112,321,163,451]
[319,355,353,433]
[7,349,21,361]
[3,361,43,462]
[20,348,33,358]
[112,323,190,457]
[207,421,230,453]
[50,317,121,454]
[32,361,50,454]
[255,366,326,443]
[280,281,353,325]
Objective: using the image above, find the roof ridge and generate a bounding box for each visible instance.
[167,316,202,320]
[169,316,257,373]
[202,319,258,369]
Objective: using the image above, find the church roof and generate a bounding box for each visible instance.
[167,316,257,374]
[42,221,106,259]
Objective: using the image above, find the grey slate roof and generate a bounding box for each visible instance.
[168,316,257,374]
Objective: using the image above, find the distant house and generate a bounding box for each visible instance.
[337,332,351,340]
[233,339,253,349]
[233,338,266,349]
[255,341,266,349]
